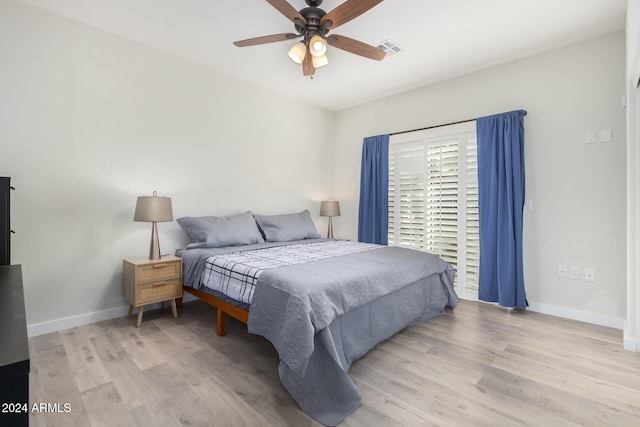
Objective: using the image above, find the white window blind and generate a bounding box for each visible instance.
[388,121,479,298]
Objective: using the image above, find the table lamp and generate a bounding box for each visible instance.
[320,199,340,239]
[134,191,173,260]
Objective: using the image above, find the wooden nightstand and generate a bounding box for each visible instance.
[123,255,182,327]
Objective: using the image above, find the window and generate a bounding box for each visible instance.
[388,121,478,299]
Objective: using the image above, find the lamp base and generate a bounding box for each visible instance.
[149,222,161,260]
[327,217,333,239]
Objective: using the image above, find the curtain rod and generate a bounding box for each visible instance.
[390,110,527,136]
[390,118,476,136]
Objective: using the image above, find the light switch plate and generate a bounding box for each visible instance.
[570,266,580,280]
[585,130,596,144]
[600,129,612,143]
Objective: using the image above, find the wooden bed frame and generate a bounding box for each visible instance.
[181,286,248,336]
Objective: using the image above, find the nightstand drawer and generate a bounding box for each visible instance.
[137,278,181,304]
[137,261,180,284]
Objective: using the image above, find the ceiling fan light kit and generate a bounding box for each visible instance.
[288,41,307,64]
[309,35,327,57]
[312,54,329,68]
[234,0,386,76]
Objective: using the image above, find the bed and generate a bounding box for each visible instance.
[176,210,458,426]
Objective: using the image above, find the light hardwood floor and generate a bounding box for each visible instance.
[28,299,640,427]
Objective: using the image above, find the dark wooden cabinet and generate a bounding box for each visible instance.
[0,265,29,426]
[0,177,11,266]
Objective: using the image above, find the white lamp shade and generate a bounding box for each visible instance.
[288,42,306,64]
[134,193,173,222]
[309,35,327,57]
[312,54,329,68]
[320,200,341,217]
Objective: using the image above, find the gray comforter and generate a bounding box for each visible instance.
[178,240,458,426]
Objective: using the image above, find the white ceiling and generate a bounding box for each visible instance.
[20,0,627,111]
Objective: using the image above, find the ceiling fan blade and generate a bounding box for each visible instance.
[321,0,383,30]
[326,34,386,61]
[266,0,307,24]
[234,33,300,47]
[302,45,315,76]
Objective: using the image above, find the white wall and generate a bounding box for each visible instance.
[626,0,640,352]
[334,32,627,328]
[0,0,335,335]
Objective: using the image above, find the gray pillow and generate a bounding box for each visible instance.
[177,211,264,249]
[253,210,321,242]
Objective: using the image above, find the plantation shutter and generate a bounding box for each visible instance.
[464,135,480,294]
[425,138,459,269]
[388,121,479,299]
[388,144,424,249]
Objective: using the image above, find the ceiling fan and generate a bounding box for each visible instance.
[233,0,386,76]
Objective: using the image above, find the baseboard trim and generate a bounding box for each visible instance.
[27,293,198,337]
[28,294,623,337]
[526,301,624,330]
[27,306,130,337]
[623,336,638,352]
[461,297,624,330]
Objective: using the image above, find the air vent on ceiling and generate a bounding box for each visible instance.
[376,39,403,56]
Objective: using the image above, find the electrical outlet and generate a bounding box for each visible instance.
[584,268,596,282]
[558,265,567,278]
[570,266,580,280]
